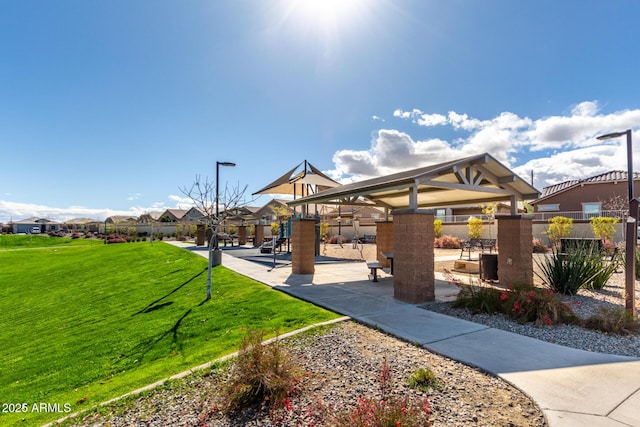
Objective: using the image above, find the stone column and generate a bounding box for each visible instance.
[254,224,265,247]
[392,209,435,303]
[196,224,205,246]
[237,225,247,245]
[376,221,394,268]
[292,218,316,274]
[496,215,533,287]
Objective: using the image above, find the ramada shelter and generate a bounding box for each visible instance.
[287,153,540,304]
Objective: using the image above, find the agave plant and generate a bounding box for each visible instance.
[534,242,612,295]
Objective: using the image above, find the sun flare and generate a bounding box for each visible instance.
[284,0,368,34]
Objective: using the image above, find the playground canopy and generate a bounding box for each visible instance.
[252,160,340,197]
[287,153,540,213]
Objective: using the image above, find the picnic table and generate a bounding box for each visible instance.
[380,251,394,274]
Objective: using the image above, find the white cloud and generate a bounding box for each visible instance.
[333,101,640,190]
[0,198,189,223]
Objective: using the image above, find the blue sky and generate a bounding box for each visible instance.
[2,0,640,223]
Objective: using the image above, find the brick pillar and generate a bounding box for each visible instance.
[497,215,533,287]
[196,224,205,246]
[254,225,265,247]
[376,221,394,268]
[292,218,315,274]
[392,209,435,303]
[238,225,247,245]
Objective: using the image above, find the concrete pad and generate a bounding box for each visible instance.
[363,306,489,345]
[275,284,356,301]
[502,361,640,418]
[610,387,640,426]
[426,327,633,374]
[544,411,633,427]
[310,294,406,317]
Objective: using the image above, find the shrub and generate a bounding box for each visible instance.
[454,284,578,326]
[500,285,578,326]
[328,359,432,427]
[590,216,619,242]
[534,244,606,295]
[453,285,503,314]
[583,307,640,335]
[585,251,620,290]
[434,235,461,249]
[544,216,573,246]
[222,330,301,412]
[433,219,442,238]
[532,238,547,253]
[467,217,483,239]
[320,222,329,241]
[106,234,127,244]
[270,222,280,236]
[408,367,442,392]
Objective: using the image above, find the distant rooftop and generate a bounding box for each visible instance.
[537,170,640,200]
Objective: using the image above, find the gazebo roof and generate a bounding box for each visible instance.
[288,153,539,211]
[253,160,340,196]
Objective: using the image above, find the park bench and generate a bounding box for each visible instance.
[359,235,376,244]
[366,260,384,282]
[260,237,287,254]
[460,238,496,260]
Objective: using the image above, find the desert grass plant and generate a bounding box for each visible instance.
[408,367,443,392]
[583,307,640,336]
[328,359,432,427]
[534,243,607,295]
[222,330,302,412]
[452,285,503,314]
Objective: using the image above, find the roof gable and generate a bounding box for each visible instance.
[289,153,539,211]
[533,171,640,203]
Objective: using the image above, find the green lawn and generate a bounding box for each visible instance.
[0,236,338,426]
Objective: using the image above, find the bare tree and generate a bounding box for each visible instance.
[180,175,250,300]
[602,194,627,213]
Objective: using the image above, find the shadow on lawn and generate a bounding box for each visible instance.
[133,267,206,316]
[127,268,210,362]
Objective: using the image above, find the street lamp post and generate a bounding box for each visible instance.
[597,129,636,316]
[215,161,236,250]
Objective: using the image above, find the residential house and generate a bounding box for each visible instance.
[10,217,61,234]
[530,171,637,220]
[64,218,102,233]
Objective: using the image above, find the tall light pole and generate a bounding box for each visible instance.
[597,129,636,316]
[216,161,236,218]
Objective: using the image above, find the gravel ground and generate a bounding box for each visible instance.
[62,322,546,427]
[424,269,640,358]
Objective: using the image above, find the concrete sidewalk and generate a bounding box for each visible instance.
[170,242,640,427]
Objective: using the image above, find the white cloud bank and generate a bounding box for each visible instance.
[329,101,640,191]
[0,197,193,224]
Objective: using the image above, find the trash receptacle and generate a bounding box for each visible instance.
[211,248,222,267]
[480,254,498,281]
